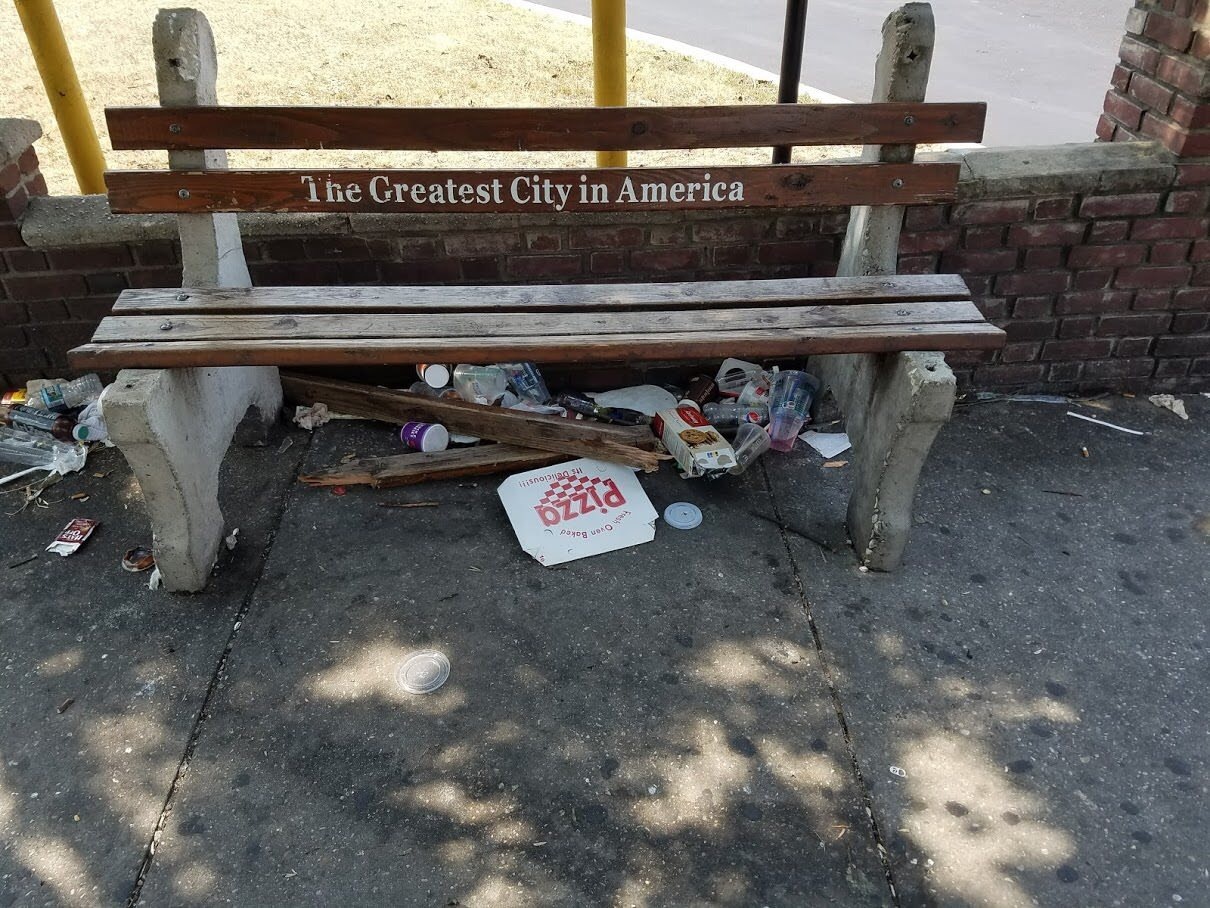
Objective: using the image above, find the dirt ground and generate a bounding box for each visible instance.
[0,0,835,194]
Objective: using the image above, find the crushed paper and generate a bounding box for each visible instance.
[800,431,852,459]
[294,403,332,431]
[1148,394,1189,420]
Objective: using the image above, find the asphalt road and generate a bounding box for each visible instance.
[534,0,1132,147]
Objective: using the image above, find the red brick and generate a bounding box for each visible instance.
[940,249,1018,273]
[648,224,687,246]
[568,226,644,249]
[261,239,305,260]
[1116,264,1194,288]
[4,248,47,272]
[1130,72,1176,113]
[1156,333,1210,355]
[962,225,1006,250]
[1058,317,1095,339]
[84,273,128,295]
[1125,6,1149,35]
[899,230,960,254]
[1131,216,1209,239]
[1097,114,1118,142]
[505,254,584,279]
[63,298,118,320]
[896,255,938,275]
[1083,357,1154,379]
[1115,337,1155,358]
[1165,189,1210,213]
[1155,357,1192,377]
[773,215,822,240]
[976,297,1009,319]
[302,237,369,259]
[1144,11,1195,50]
[963,274,992,296]
[1174,286,1210,307]
[1005,320,1056,342]
[0,164,19,195]
[25,174,47,198]
[1009,221,1088,247]
[712,245,750,267]
[1134,288,1175,309]
[1012,295,1054,318]
[1110,65,1133,94]
[1118,36,1163,72]
[1025,248,1064,269]
[1160,52,1210,94]
[525,231,562,252]
[1074,269,1116,290]
[3,273,87,301]
[458,257,499,281]
[1173,312,1210,332]
[1079,193,1162,218]
[4,187,29,221]
[250,261,340,285]
[126,267,182,288]
[687,220,763,244]
[589,251,625,273]
[0,301,26,324]
[443,233,520,256]
[1169,94,1210,129]
[999,342,1042,363]
[45,245,133,270]
[1034,196,1077,220]
[1104,90,1147,130]
[632,248,702,271]
[0,226,23,247]
[1056,290,1134,314]
[972,363,1047,386]
[903,206,948,230]
[1194,263,1210,283]
[376,260,460,282]
[1191,239,1210,260]
[24,321,96,352]
[995,271,1071,295]
[757,240,832,265]
[952,199,1031,225]
[1088,220,1132,243]
[1068,244,1148,268]
[1140,112,1210,155]
[1041,338,1115,360]
[1193,356,1210,374]
[16,148,37,176]
[1097,313,1173,335]
[1150,240,1192,263]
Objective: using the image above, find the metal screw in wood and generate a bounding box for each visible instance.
[892,178,905,189]
[169,123,181,134]
[178,189,190,199]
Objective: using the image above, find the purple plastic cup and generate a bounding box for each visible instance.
[400,421,449,452]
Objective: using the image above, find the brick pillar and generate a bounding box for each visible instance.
[0,119,47,227]
[1,119,50,386]
[1100,1,1210,155]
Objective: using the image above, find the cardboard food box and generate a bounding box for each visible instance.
[498,458,658,566]
[653,406,737,478]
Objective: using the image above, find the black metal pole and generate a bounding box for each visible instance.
[773,0,808,164]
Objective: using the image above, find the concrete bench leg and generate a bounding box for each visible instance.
[105,366,281,592]
[812,350,955,571]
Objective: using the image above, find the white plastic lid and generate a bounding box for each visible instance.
[664,502,703,530]
[396,650,450,694]
[422,364,450,388]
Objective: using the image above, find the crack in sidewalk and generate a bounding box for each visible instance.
[124,432,313,907]
[759,460,901,908]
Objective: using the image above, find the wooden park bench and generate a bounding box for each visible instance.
[69,4,1003,591]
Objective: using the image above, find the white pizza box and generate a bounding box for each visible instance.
[497,458,658,566]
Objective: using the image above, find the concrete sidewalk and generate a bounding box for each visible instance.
[1,394,1206,906]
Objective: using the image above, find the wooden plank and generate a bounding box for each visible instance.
[69,322,1007,370]
[106,103,987,151]
[278,373,665,471]
[91,301,988,344]
[300,445,565,488]
[104,163,962,214]
[111,275,974,315]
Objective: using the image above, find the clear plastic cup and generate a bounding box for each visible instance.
[729,422,772,474]
[768,371,820,452]
[452,365,507,404]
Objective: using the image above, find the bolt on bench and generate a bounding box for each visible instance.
[69,4,1003,591]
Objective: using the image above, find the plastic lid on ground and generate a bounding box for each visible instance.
[396,650,451,694]
[663,502,703,530]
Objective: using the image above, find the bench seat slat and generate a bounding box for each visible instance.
[112,275,974,315]
[105,163,962,214]
[92,301,988,344]
[69,322,1007,370]
[106,103,987,151]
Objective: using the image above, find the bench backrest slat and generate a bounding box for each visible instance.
[105,162,963,214]
[105,102,985,151]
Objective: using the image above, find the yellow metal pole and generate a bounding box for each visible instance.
[591,0,627,168]
[14,0,107,193]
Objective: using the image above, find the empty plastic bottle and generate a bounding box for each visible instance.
[39,374,103,412]
[1,404,78,442]
[0,426,87,473]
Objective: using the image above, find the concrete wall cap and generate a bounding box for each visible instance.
[958,141,1177,200]
[0,118,43,168]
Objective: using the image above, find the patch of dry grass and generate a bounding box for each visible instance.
[0,0,837,193]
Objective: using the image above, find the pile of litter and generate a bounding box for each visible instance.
[293,359,833,565]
